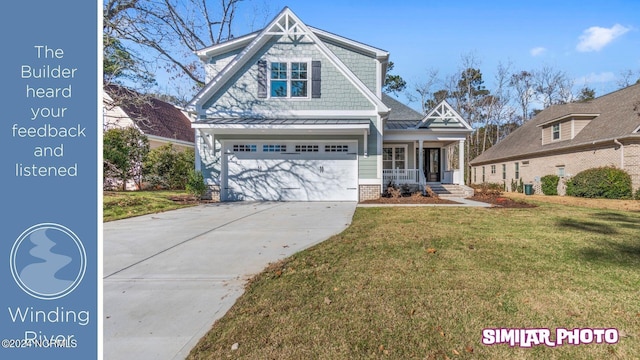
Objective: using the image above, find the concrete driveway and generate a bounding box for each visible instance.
[103,201,356,360]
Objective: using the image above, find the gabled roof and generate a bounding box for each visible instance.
[470,83,640,165]
[188,7,389,114]
[382,93,424,122]
[104,85,194,144]
[381,94,472,132]
[418,101,472,130]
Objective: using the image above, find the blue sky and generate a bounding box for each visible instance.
[230,0,640,108]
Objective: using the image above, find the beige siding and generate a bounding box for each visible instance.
[560,122,571,141]
[541,127,551,145]
[572,119,591,138]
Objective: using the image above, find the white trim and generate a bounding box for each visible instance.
[552,123,561,141]
[266,59,312,100]
[418,100,473,130]
[536,113,599,127]
[359,178,382,185]
[192,123,369,136]
[203,109,379,118]
[145,134,194,148]
[383,144,409,170]
[194,130,202,172]
[195,32,259,60]
[308,26,389,59]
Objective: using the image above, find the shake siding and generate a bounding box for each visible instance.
[323,41,378,93]
[205,49,242,83]
[203,39,373,113]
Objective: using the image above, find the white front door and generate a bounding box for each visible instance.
[223,141,358,201]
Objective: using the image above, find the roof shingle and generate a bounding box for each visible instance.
[471,84,640,165]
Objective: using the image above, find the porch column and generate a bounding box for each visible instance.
[418,139,424,185]
[458,139,465,185]
[194,130,202,171]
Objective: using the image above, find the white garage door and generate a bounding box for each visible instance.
[223,141,358,201]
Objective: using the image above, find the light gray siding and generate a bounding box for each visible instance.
[203,38,374,113]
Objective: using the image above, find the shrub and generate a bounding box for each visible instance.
[517,178,524,193]
[185,169,207,198]
[144,144,195,189]
[540,175,559,195]
[565,167,632,199]
[635,188,640,200]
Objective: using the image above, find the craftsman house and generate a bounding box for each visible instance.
[188,7,473,201]
[470,83,640,194]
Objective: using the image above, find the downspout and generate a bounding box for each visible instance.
[614,139,624,169]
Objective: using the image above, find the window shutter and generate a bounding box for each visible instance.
[312,61,321,98]
[257,60,267,98]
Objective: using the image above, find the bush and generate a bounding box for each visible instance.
[540,175,559,195]
[144,144,195,189]
[185,169,207,198]
[565,167,632,199]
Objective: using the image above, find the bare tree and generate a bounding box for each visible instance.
[481,61,515,149]
[533,66,574,107]
[104,0,248,95]
[509,70,535,123]
[617,69,640,89]
[409,68,440,114]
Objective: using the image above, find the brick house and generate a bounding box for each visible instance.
[187,7,473,202]
[469,84,640,194]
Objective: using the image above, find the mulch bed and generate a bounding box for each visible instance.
[359,192,461,205]
[468,193,537,208]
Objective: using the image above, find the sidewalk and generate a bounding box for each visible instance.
[357,197,492,208]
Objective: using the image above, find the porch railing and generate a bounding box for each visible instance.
[384,169,463,186]
[383,169,421,185]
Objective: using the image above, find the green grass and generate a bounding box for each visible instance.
[187,203,640,360]
[103,190,197,222]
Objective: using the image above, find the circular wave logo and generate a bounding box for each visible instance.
[10,223,86,300]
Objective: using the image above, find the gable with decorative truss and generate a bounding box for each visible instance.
[417,101,472,129]
[189,7,389,115]
[264,10,309,40]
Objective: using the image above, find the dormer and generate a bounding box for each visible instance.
[538,113,599,145]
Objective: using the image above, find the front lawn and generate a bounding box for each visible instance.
[187,203,640,359]
[103,190,198,222]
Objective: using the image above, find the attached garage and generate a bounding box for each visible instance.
[222,141,358,201]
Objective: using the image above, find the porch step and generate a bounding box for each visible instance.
[426,184,474,198]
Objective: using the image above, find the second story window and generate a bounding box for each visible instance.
[552,123,560,140]
[270,61,308,98]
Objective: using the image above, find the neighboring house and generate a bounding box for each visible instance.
[103,85,195,151]
[470,84,640,194]
[187,7,472,202]
[103,85,196,190]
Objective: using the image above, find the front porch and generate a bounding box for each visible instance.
[382,140,465,187]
